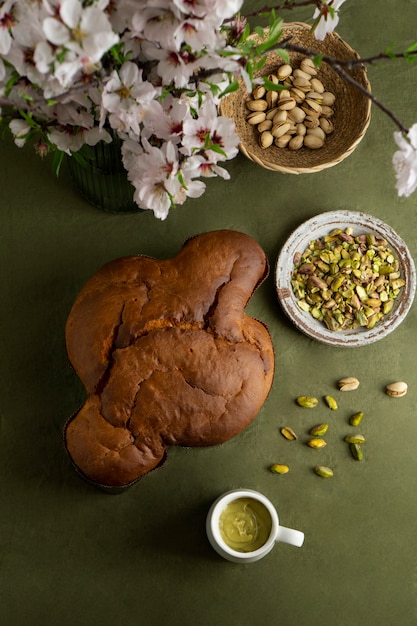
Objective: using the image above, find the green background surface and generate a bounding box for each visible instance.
[2,1,417,625]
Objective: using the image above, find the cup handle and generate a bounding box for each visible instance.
[276,525,304,547]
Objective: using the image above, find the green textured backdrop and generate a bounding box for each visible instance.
[1,1,417,625]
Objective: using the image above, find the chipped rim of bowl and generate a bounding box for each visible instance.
[275,210,416,347]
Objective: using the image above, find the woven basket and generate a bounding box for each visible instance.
[219,22,371,174]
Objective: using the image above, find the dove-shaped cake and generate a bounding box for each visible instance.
[64,230,274,488]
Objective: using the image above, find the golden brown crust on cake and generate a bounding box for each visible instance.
[64,230,274,487]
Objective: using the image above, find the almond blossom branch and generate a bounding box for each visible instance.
[277,38,410,133]
[242,0,323,19]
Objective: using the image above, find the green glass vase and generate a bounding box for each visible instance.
[67,138,141,213]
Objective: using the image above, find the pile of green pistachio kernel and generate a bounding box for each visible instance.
[291,227,406,331]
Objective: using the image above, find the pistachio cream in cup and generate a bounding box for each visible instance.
[206,489,304,563]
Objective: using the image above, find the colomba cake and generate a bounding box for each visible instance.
[64,230,274,488]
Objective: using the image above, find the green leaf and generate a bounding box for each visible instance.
[268,17,283,42]
[257,19,283,54]
[4,70,20,97]
[17,109,38,129]
[313,54,324,68]
[384,42,397,60]
[276,48,290,64]
[208,143,227,158]
[405,40,417,62]
[405,40,417,53]
[177,171,187,189]
[52,150,65,177]
[70,150,89,167]
[219,80,240,98]
[262,77,287,91]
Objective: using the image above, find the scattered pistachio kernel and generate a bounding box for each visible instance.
[337,377,360,391]
[309,423,329,436]
[280,427,297,441]
[296,396,318,408]
[270,464,290,474]
[349,411,364,426]
[350,443,363,461]
[314,465,334,478]
[344,434,366,444]
[307,438,327,449]
[324,395,338,410]
[385,381,408,397]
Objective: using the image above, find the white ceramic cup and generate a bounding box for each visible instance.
[206,489,304,563]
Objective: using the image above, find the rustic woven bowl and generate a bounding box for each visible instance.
[219,22,371,173]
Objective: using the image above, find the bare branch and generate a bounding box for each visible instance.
[276,38,411,134]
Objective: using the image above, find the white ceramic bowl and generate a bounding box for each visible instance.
[275,210,416,347]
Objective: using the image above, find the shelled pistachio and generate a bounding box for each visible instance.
[349,443,363,461]
[314,465,334,478]
[307,438,327,449]
[349,411,364,426]
[270,464,290,474]
[291,228,405,332]
[344,434,366,444]
[324,395,338,410]
[280,427,298,440]
[309,423,329,436]
[296,396,318,408]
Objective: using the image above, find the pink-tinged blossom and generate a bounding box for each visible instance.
[122,137,205,218]
[185,153,232,179]
[101,62,160,137]
[313,0,346,41]
[132,5,180,50]
[147,96,191,143]
[392,124,417,197]
[47,125,112,154]
[143,41,199,88]
[181,98,239,162]
[9,118,31,146]
[0,0,15,55]
[42,0,119,86]
[172,0,243,22]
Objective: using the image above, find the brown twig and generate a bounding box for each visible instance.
[277,38,411,134]
[242,0,322,20]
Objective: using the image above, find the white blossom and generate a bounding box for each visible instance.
[47,125,112,154]
[7,0,406,220]
[313,0,346,41]
[9,118,31,147]
[0,0,16,55]
[43,0,118,86]
[392,124,417,197]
